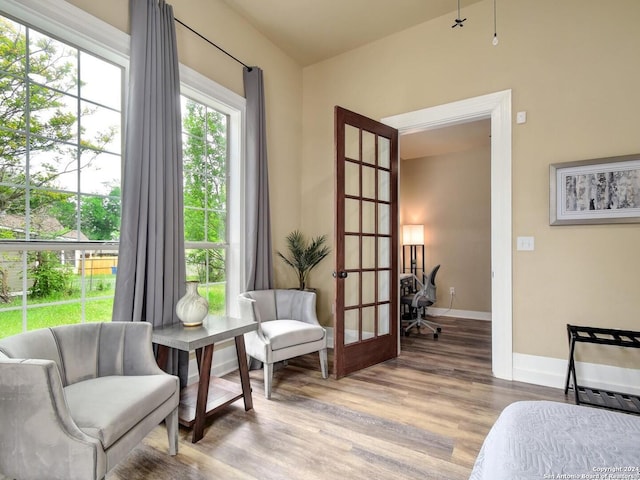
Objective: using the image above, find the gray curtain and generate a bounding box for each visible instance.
[113,0,187,384]
[243,66,274,292]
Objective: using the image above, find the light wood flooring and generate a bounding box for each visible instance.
[109,317,570,479]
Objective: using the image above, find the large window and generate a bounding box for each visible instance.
[0,15,123,338]
[182,95,229,315]
[0,2,245,338]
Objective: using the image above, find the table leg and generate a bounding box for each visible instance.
[156,344,170,371]
[234,335,253,411]
[192,344,214,443]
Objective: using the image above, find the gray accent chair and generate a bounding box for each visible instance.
[239,289,328,399]
[0,322,179,480]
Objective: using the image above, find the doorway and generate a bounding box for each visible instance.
[382,90,513,380]
[399,119,492,323]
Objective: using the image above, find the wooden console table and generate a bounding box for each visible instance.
[152,315,257,442]
[564,324,640,414]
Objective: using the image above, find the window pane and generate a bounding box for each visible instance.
[184,207,205,242]
[0,18,26,77]
[30,142,78,193]
[0,75,26,131]
[0,250,24,328]
[30,89,77,141]
[185,247,226,315]
[207,209,226,243]
[79,150,121,195]
[80,193,120,241]
[0,132,26,198]
[80,101,121,154]
[206,176,226,210]
[28,29,77,94]
[79,51,121,110]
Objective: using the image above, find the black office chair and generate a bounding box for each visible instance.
[401,264,442,338]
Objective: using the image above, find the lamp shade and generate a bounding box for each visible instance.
[402,224,424,245]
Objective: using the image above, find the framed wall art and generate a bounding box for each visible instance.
[550,153,640,225]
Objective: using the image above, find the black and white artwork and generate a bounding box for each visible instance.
[550,155,640,225]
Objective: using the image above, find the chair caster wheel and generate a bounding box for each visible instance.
[433,333,438,339]
[404,331,411,337]
[437,327,442,332]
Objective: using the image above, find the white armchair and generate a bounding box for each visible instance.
[239,289,328,398]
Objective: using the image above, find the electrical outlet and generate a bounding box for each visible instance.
[449,287,455,295]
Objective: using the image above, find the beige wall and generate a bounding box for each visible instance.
[64,0,640,370]
[400,146,491,313]
[66,0,304,289]
[302,0,640,367]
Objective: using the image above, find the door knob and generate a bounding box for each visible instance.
[332,271,348,279]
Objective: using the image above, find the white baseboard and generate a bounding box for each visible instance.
[429,307,491,321]
[513,352,640,396]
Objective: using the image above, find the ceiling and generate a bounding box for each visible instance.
[220,0,490,158]
[222,0,484,66]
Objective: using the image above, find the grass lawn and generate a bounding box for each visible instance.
[0,282,226,339]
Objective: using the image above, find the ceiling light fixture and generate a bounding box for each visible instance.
[452,0,466,28]
[492,0,499,45]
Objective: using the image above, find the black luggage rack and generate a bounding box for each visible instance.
[564,324,640,415]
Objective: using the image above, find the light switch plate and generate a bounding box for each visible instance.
[517,236,535,251]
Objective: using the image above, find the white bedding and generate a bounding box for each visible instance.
[470,400,640,480]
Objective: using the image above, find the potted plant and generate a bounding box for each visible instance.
[277,230,331,291]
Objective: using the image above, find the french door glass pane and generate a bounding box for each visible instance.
[378,137,390,169]
[362,236,375,269]
[361,271,375,305]
[345,198,360,232]
[362,306,375,339]
[345,235,360,270]
[378,304,390,335]
[344,309,358,345]
[362,165,375,199]
[362,131,375,165]
[378,237,390,268]
[378,170,390,202]
[345,125,359,160]
[344,272,359,308]
[378,203,390,235]
[362,200,375,234]
[378,271,390,302]
[345,162,359,196]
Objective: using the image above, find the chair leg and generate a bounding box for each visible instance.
[165,407,178,455]
[264,362,273,399]
[319,348,328,379]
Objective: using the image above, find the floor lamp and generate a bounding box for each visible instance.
[402,224,424,285]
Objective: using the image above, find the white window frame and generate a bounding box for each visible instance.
[0,0,246,319]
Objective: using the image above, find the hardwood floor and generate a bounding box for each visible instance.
[109,317,569,480]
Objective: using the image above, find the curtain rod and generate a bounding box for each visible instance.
[174,18,252,70]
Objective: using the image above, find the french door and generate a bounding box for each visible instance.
[333,106,399,378]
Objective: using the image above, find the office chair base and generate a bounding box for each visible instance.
[403,316,442,338]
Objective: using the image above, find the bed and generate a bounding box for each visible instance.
[470,400,640,480]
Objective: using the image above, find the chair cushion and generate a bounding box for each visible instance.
[64,375,177,449]
[260,320,325,351]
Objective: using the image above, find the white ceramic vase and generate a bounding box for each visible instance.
[176,281,209,327]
